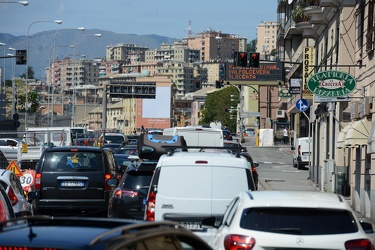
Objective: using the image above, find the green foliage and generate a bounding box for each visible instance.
[19,66,35,80]
[200,86,239,132]
[247,39,257,53]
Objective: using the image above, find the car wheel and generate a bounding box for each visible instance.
[297,157,303,170]
[293,159,297,168]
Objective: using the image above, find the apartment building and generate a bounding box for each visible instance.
[278,0,375,221]
[257,21,278,59]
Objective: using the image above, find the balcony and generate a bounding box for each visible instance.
[320,0,340,8]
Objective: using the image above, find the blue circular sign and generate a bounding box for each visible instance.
[296,98,309,112]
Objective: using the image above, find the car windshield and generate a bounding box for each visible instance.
[121,171,153,190]
[240,207,358,235]
[42,151,104,171]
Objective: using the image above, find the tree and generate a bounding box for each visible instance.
[200,86,239,132]
[19,66,35,80]
[247,39,257,53]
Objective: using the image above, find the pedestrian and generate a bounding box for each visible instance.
[283,127,288,145]
[133,128,137,135]
[141,125,146,134]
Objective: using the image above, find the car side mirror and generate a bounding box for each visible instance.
[254,162,259,167]
[201,216,218,228]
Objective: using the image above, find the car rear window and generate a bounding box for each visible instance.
[122,171,154,190]
[240,207,358,235]
[42,151,104,172]
[105,135,125,143]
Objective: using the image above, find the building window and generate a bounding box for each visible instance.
[366,1,375,53]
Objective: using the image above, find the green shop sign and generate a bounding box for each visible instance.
[307,70,356,97]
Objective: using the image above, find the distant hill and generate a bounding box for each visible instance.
[0,29,180,80]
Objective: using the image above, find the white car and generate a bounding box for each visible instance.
[0,169,32,217]
[203,190,374,250]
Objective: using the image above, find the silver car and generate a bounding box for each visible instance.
[0,169,32,217]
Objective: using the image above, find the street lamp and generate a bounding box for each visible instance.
[0,42,5,94]
[71,33,101,126]
[7,49,15,117]
[50,27,85,126]
[0,1,28,5]
[26,19,62,127]
[232,84,245,143]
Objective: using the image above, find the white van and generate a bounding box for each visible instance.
[139,148,256,243]
[162,126,223,150]
[292,137,312,169]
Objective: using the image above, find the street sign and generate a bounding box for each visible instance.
[6,160,23,177]
[241,111,261,118]
[296,98,309,112]
[314,95,350,103]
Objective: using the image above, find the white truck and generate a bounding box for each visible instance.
[162,126,224,150]
[18,127,74,169]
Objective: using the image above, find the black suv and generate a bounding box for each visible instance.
[29,146,119,217]
[109,160,157,220]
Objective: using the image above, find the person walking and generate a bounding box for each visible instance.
[283,127,289,145]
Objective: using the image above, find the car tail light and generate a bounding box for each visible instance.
[7,186,18,206]
[34,172,42,190]
[345,239,375,250]
[298,145,301,156]
[0,200,7,222]
[114,189,138,198]
[145,191,156,221]
[104,174,112,191]
[224,234,255,250]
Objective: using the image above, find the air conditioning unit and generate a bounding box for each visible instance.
[350,101,359,119]
[276,110,285,118]
[358,96,373,117]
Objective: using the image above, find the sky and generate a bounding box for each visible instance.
[0,0,278,41]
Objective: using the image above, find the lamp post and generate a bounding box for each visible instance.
[7,49,15,117]
[71,33,101,126]
[0,42,5,94]
[50,27,84,126]
[0,1,28,5]
[232,84,244,143]
[26,20,62,128]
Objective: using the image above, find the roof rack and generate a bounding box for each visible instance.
[161,145,246,157]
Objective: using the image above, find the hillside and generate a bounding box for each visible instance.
[0,29,179,80]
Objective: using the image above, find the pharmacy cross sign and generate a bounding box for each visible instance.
[307,70,356,97]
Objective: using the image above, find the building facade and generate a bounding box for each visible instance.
[278,0,375,221]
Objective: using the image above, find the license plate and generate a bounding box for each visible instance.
[179,222,203,231]
[61,181,84,187]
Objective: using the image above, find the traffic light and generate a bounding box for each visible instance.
[215,80,221,88]
[195,80,200,89]
[249,53,260,68]
[16,50,27,65]
[234,52,248,67]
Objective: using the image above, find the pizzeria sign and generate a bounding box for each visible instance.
[307,70,356,97]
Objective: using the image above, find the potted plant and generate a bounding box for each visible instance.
[292,3,310,23]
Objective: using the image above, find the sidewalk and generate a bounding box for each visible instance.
[244,137,375,242]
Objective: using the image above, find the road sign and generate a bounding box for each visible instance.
[20,169,35,193]
[241,111,261,118]
[6,160,23,177]
[296,98,309,112]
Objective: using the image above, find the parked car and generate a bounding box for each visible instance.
[139,145,256,243]
[240,152,259,190]
[109,160,157,220]
[203,190,374,250]
[222,129,232,140]
[0,184,15,222]
[0,169,32,217]
[292,137,312,169]
[0,216,212,250]
[28,146,119,217]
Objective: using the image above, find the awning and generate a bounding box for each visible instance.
[336,123,351,149]
[367,121,375,154]
[344,119,372,148]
